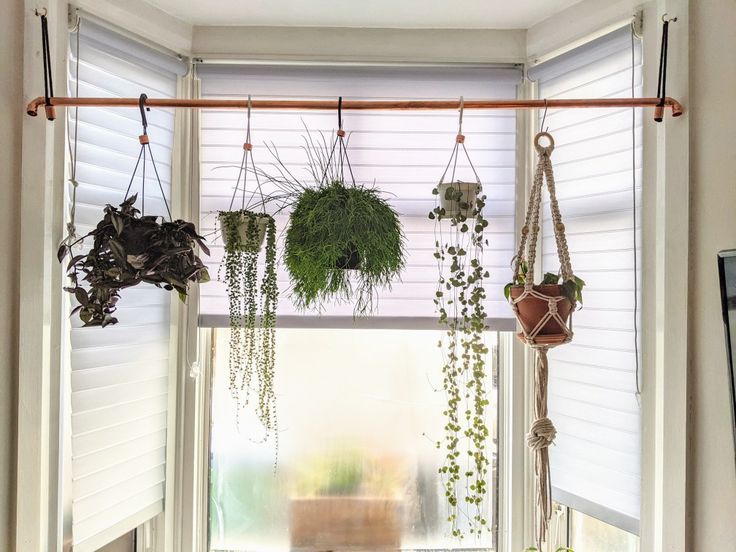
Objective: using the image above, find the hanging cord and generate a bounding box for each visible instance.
[528,347,555,551]
[630,22,642,400]
[438,97,482,187]
[320,97,356,186]
[124,94,173,220]
[37,9,56,120]
[228,96,266,212]
[60,16,81,248]
[654,14,677,122]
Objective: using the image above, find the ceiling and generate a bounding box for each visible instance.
[144,0,584,29]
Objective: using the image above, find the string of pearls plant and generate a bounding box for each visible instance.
[219,210,279,446]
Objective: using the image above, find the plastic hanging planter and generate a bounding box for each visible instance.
[437,181,481,218]
[220,212,269,252]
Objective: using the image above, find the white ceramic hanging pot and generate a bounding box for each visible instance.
[219,212,269,252]
[437,181,481,218]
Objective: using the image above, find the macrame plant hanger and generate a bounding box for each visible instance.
[227,96,267,214]
[124,94,173,221]
[510,129,576,549]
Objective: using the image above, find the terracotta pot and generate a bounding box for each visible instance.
[289,497,402,550]
[437,181,481,218]
[219,213,268,251]
[510,284,572,338]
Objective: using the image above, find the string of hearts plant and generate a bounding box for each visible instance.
[430,99,492,539]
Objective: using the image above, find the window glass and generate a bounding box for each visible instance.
[570,509,639,552]
[209,328,500,551]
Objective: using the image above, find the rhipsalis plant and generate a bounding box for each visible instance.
[218,210,279,440]
[58,194,210,327]
[430,184,492,538]
[261,126,405,315]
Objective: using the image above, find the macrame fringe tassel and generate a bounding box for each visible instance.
[527,347,556,549]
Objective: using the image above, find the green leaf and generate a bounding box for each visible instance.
[57,244,68,263]
[74,288,88,306]
[542,271,560,285]
[503,282,513,301]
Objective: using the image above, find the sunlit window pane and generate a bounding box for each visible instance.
[570,509,639,552]
[209,328,499,551]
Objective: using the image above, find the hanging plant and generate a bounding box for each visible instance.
[58,194,210,327]
[505,131,583,550]
[261,101,405,314]
[58,96,209,327]
[430,100,492,538]
[217,98,280,442]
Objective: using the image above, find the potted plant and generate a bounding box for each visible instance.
[58,194,210,327]
[290,450,404,550]
[262,124,405,315]
[218,208,278,437]
[504,261,585,341]
[216,107,281,439]
[429,114,492,538]
[437,180,481,218]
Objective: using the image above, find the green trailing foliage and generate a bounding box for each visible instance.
[430,183,492,538]
[259,128,406,315]
[503,258,586,307]
[58,194,209,327]
[285,180,405,314]
[218,210,279,444]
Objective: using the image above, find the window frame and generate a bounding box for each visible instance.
[16,4,690,552]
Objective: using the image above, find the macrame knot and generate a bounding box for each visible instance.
[456,133,465,143]
[548,299,558,314]
[526,416,556,450]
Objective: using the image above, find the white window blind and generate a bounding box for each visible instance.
[197,64,521,329]
[529,26,642,534]
[66,19,186,551]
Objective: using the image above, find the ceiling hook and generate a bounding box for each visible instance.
[34,7,48,17]
[662,13,678,23]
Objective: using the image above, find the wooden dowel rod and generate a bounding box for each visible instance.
[26,95,684,120]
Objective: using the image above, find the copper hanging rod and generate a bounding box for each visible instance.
[26,95,683,120]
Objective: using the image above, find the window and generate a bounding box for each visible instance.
[197,62,521,551]
[64,17,186,551]
[569,508,639,552]
[209,328,503,551]
[528,25,643,535]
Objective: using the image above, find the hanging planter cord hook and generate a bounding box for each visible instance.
[123,93,173,221]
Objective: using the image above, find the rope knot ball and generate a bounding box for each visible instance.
[526,416,557,450]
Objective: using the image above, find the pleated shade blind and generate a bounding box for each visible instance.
[529,26,642,534]
[197,64,521,328]
[66,19,186,551]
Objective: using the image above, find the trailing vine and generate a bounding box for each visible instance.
[430,184,491,538]
[219,210,279,444]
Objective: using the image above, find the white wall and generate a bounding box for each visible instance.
[192,25,526,63]
[0,0,23,549]
[688,0,736,549]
